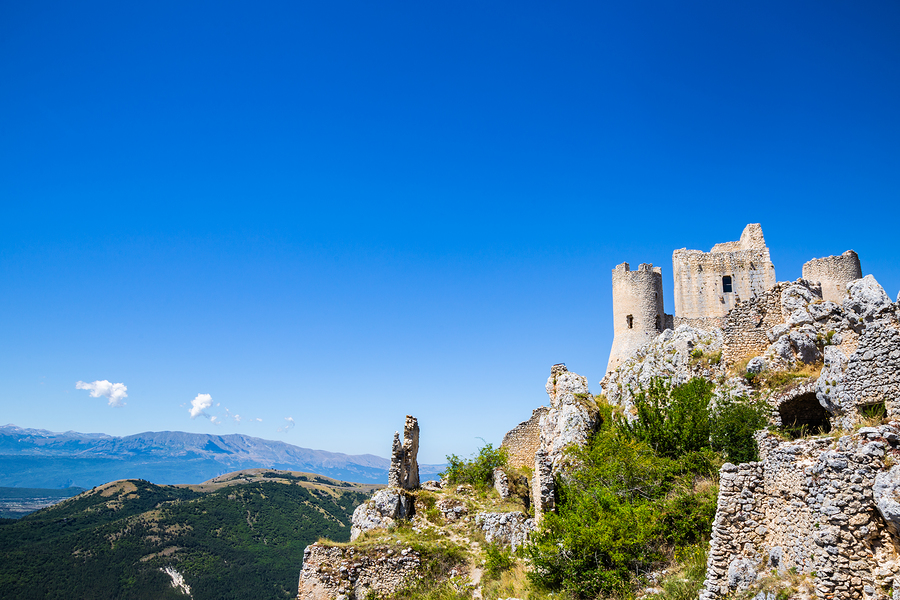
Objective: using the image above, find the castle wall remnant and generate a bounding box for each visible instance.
[607,262,669,373]
[501,406,549,470]
[672,224,777,328]
[700,430,900,600]
[802,250,863,305]
[721,281,791,366]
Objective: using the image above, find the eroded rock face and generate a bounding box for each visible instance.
[539,364,598,472]
[475,511,535,551]
[844,275,892,322]
[388,416,420,491]
[297,544,421,600]
[349,488,412,541]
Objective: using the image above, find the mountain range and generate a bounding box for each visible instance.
[0,424,444,488]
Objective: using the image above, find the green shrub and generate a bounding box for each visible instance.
[526,429,714,598]
[527,377,768,598]
[483,543,515,581]
[618,377,767,463]
[442,443,508,488]
[616,378,714,459]
[710,395,769,462]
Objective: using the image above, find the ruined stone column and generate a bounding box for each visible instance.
[532,448,555,523]
[388,431,402,488]
[400,415,419,490]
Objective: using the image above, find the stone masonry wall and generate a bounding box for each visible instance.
[607,262,668,373]
[839,314,900,420]
[701,429,900,600]
[672,223,777,322]
[501,406,549,470]
[721,281,791,366]
[297,544,422,600]
[803,250,863,305]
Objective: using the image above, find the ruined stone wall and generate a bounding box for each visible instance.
[673,315,723,330]
[839,315,900,419]
[501,406,549,470]
[673,224,777,322]
[803,250,863,305]
[701,429,900,600]
[607,262,668,373]
[297,543,422,600]
[721,281,791,366]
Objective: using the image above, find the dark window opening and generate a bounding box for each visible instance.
[779,392,831,439]
[655,314,661,331]
[626,315,633,329]
[723,275,733,293]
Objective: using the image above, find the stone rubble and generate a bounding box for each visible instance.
[474,511,535,552]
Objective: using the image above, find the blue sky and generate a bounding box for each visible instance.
[1,1,898,464]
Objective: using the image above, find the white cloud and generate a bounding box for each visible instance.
[210,416,221,425]
[76,380,128,407]
[189,393,213,419]
[277,416,295,432]
[233,414,242,423]
[255,418,263,422]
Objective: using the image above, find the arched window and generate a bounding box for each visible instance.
[626,315,633,329]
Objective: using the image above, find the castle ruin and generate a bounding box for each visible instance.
[607,223,862,372]
[802,249,863,305]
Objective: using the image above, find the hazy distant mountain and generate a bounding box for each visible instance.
[0,424,444,488]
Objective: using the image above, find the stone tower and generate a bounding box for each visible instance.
[802,250,862,305]
[606,262,668,373]
[672,223,776,329]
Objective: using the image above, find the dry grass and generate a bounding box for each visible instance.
[752,361,823,392]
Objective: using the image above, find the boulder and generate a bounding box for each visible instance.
[726,556,757,591]
[746,356,766,375]
[844,275,891,321]
[349,488,410,541]
[789,330,821,364]
[781,284,816,319]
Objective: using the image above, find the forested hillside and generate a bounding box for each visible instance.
[0,470,373,600]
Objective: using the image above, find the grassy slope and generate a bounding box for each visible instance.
[0,470,374,600]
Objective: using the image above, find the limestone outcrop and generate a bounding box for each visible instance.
[349,487,413,542]
[600,324,725,419]
[351,415,420,541]
[539,364,597,471]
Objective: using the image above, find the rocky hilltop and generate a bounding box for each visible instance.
[293,226,900,600]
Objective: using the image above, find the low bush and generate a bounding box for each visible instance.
[527,428,718,598]
[442,443,508,489]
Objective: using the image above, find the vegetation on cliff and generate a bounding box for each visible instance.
[0,470,371,600]
[526,378,768,599]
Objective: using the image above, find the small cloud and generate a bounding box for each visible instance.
[277,417,295,432]
[189,393,213,419]
[210,416,221,425]
[233,414,242,423]
[76,380,128,408]
[255,418,263,422]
